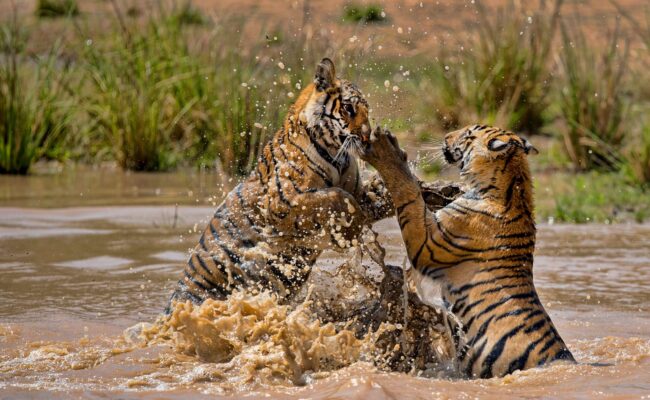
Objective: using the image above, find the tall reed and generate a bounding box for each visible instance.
[418,0,561,133]
[82,6,296,174]
[181,50,285,176]
[83,17,193,171]
[612,1,650,185]
[557,21,629,171]
[627,123,650,186]
[0,10,74,174]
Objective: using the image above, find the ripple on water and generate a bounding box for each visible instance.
[1,206,650,397]
[54,256,134,270]
[151,251,189,262]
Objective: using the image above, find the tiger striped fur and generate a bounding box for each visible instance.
[360,124,575,378]
[168,58,391,309]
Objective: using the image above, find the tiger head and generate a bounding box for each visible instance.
[291,58,370,158]
[442,124,538,185]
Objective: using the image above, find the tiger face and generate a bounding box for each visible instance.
[442,124,538,180]
[295,58,371,155]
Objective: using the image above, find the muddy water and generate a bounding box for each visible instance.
[1,170,650,398]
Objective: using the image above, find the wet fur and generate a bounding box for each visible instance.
[361,124,574,378]
[168,59,391,308]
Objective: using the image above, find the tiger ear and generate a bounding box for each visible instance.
[314,58,336,91]
[522,138,539,155]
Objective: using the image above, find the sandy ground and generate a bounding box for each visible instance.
[4,0,649,57]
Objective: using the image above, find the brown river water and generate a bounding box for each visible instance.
[1,168,650,399]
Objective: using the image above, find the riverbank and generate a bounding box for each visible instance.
[2,163,649,223]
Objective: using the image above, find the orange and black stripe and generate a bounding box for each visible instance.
[168,59,390,311]
[366,124,573,378]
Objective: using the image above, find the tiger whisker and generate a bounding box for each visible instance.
[419,145,444,152]
[420,152,445,164]
[333,135,361,165]
[420,136,444,146]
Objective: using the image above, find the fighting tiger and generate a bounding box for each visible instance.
[360,124,575,378]
[168,58,391,309]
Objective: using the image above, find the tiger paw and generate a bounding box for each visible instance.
[361,173,395,222]
[360,126,408,170]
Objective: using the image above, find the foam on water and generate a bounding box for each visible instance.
[0,237,451,394]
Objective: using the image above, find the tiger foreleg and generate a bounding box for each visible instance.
[360,127,469,267]
[358,171,463,225]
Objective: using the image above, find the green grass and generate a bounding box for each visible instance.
[182,54,285,176]
[625,122,650,186]
[82,18,196,171]
[556,21,629,171]
[0,13,74,174]
[74,2,375,174]
[612,2,650,186]
[82,12,292,174]
[535,172,650,223]
[343,4,385,23]
[35,0,79,18]
[417,0,561,133]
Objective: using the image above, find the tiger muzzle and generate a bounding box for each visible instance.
[443,145,459,164]
[360,123,371,143]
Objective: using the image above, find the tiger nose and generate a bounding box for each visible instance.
[443,145,456,164]
[444,132,455,143]
[361,123,371,143]
[443,134,453,148]
[444,128,464,144]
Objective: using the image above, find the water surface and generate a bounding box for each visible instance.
[1,170,649,398]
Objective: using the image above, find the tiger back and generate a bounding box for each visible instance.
[361,124,575,378]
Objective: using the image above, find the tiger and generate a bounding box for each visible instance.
[360,124,575,378]
[167,58,392,309]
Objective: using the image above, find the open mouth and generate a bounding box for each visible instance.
[342,123,371,144]
[443,146,457,164]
